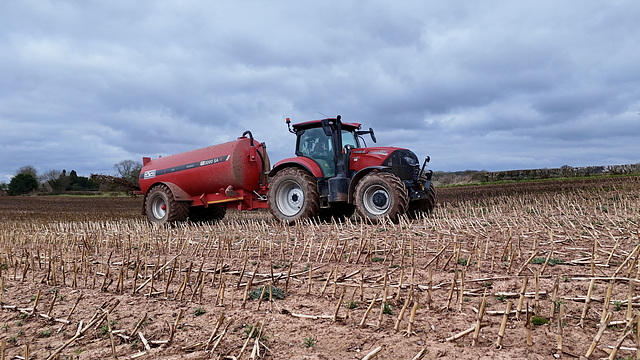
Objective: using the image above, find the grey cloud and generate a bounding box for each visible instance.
[1,1,639,179]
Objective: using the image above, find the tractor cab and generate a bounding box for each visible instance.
[288,117,376,178]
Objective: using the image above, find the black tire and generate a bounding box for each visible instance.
[189,204,226,223]
[145,184,189,224]
[354,172,409,223]
[319,203,356,223]
[408,183,437,219]
[267,167,320,223]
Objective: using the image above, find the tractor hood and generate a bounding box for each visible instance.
[350,146,420,174]
[351,146,418,161]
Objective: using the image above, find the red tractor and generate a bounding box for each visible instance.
[139,115,435,224]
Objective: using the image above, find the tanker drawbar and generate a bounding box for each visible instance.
[140,132,271,224]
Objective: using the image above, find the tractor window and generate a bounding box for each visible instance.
[342,130,360,148]
[298,128,335,177]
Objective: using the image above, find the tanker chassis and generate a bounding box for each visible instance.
[139,116,435,224]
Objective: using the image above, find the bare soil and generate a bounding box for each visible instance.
[0,176,639,359]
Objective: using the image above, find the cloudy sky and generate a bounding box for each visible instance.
[2,1,639,183]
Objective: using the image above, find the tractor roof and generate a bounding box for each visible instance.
[292,118,361,130]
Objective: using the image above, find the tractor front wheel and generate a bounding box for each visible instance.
[355,172,409,223]
[268,167,320,224]
[145,184,189,224]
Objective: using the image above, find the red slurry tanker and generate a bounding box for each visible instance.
[139,115,436,224]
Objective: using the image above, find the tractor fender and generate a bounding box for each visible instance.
[348,166,391,202]
[269,157,324,179]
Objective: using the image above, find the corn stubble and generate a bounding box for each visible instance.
[0,176,639,358]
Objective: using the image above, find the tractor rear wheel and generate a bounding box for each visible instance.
[189,204,226,223]
[407,183,436,219]
[268,167,320,224]
[145,184,189,224]
[354,172,409,223]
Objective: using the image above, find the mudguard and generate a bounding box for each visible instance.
[141,181,192,215]
[143,182,192,201]
[269,157,324,178]
[347,166,391,201]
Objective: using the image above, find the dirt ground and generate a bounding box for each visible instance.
[1,176,639,359]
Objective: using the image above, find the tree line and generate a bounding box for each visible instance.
[432,163,640,186]
[0,160,142,196]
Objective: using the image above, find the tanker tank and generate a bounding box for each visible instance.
[139,136,267,198]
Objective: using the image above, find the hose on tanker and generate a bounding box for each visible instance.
[242,130,254,146]
[242,130,267,186]
[256,142,267,186]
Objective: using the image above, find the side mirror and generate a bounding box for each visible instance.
[321,119,333,137]
[357,128,377,143]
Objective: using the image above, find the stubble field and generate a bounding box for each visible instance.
[1,176,639,359]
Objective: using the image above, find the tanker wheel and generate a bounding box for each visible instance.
[267,167,320,224]
[189,204,226,223]
[319,203,356,223]
[354,172,409,223]
[407,183,437,219]
[145,184,189,224]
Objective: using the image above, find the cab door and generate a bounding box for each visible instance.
[297,127,336,178]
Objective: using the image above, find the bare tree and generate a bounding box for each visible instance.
[16,165,38,178]
[41,169,62,183]
[114,160,142,186]
[41,169,63,193]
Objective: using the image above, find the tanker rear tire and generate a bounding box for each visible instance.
[189,204,226,223]
[145,184,189,224]
[268,167,320,224]
[355,172,409,224]
[407,183,437,219]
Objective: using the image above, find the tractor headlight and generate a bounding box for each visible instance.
[403,156,418,166]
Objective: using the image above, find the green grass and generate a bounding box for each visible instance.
[614,301,624,311]
[436,172,640,188]
[346,301,359,309]
[530,316,549,326]
[244,325,268,341]
[530,257,565,266]
[194,307,206,316]
[248,286,285,301]
[383,302,393,315]
[49,192,132,197]
[304,336,317,348]
[100,324,110,335]
[272,262,289,269]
